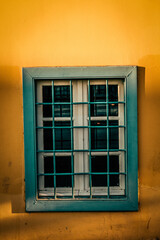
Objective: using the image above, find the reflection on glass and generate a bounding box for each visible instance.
[109,103,118,116]
[90,85,106,116]
[109,120,119,149]
[91,121,107,149]
[54,86,70,117]
[56,156,72,187]
[91,156,107,187]
[108,85,118,116]
[55,121,71,150]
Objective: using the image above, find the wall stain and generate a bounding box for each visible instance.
[152,152,160,173]
[147,217,151,230]
[2,177,10,193]
[8,161,12,167]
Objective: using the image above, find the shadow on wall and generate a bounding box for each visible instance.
[138,55,160,187]
[138,55,160,99]
[0,66,25,213]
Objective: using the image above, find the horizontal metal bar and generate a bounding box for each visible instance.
[35,101,125,105]
[37,149,126,153]
[36,125,126,129]
[38,172,126,176]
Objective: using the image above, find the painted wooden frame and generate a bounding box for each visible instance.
[23,66,138,211]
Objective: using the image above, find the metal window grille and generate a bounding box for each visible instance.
[36,79,126,199]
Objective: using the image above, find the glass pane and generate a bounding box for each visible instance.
[43,121,53,150]
[110,174,119,186]
[43,105,52,117]
[55,121,71,150]
[91,103,106,116]
[109,155,119,172]
[44,156,54,188]
[90,85,106,116]
[108,85,118,116]
[54,86,70,102]
[54,86,70,117]
[54,104,70,117]
[43,86,52,117]
[108,85,118,101]
[91,121,107,149]
[109,103,118,116]
[91,156,107,187]
[109,120,119,149]
[43,86,52,102]
[44,156,54,173]
[109,155,119,187]
[56,156,72,187]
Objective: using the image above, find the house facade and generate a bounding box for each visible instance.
[0,0,160,239]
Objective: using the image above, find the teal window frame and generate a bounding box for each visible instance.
[23,66,138,212]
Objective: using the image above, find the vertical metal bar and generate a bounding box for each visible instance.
[106,79,110,198]
[88,80,92,198]
[124,77,127,197]
[70,80,74,198]
[52,81,56,199]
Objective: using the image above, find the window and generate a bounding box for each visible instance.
[23,66,138,211]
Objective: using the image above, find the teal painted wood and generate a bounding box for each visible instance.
[23,66,135,79]
[23,69,37,210]
[23,66,138,212]
[126,67,138,210]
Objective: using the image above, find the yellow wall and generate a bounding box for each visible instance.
[0,0,160,239]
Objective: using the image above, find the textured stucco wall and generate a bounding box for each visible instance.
[0,0,160,239]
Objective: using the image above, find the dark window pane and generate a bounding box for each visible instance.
[91,156,107,187]
[91,121,107,149]
[108,85,118,116]
[44,156,53,173]
[44,156,54,188]
[90,85,106,116]
[90,85,106,102]
[43,86,52,102]
[55,121,71,150]
[44,176,54,188]
[54,86,70,117]
[56,156,72,187]
[110,175,119,186]
[43,86,52,118]
[43,121,53,150]
[109,120,119,149]
[43,105,52,117]
[108,85,118,101]
[109,155,119,186]
[109,155,119,172]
